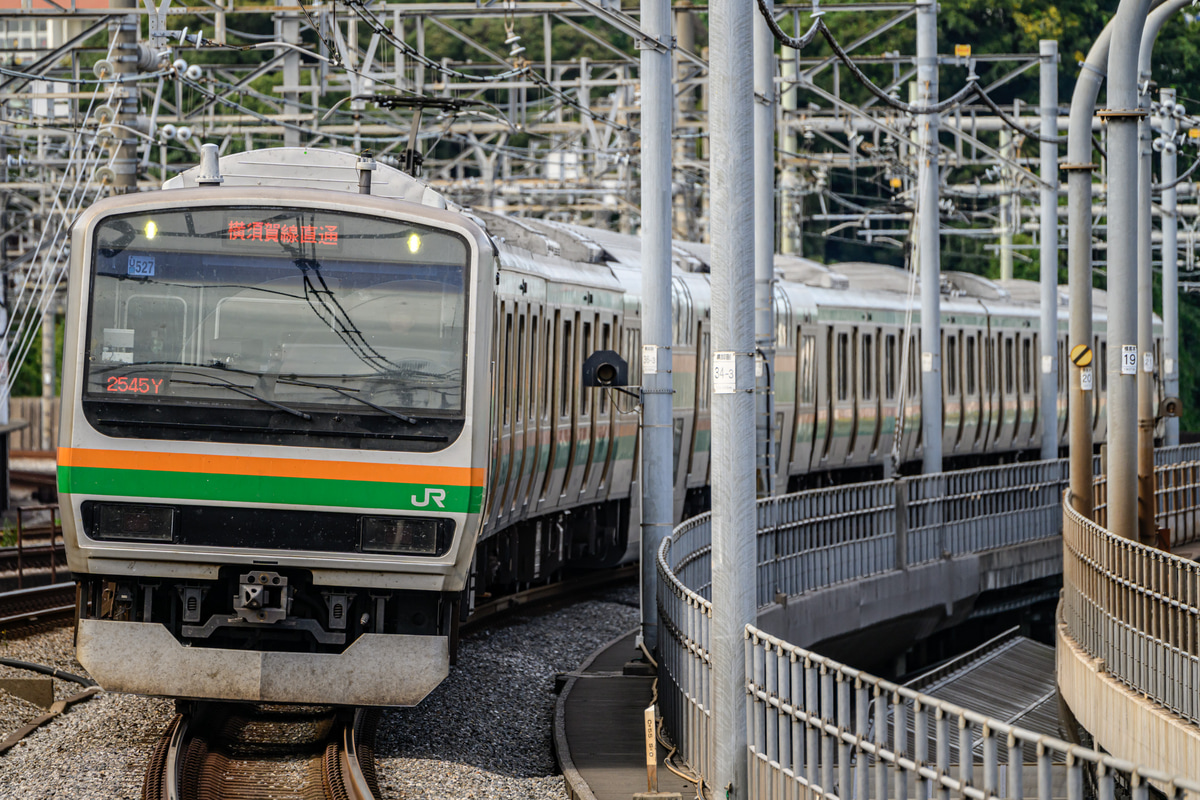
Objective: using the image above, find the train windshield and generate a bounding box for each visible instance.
[82,206,470,435]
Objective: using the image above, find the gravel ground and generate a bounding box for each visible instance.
[0,583,639,799]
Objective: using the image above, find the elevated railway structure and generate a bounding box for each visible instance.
[654,446,1200,798]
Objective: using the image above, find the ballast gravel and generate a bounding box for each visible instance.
[0,584,638,799]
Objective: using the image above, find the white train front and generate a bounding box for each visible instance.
[56,148,1152,707]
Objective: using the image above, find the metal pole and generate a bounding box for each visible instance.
[999,128,1014,282]
[1039,41,1059,462]
[1161,87,1180,446]
[917,0,942,475]
[1065,25,1115,520]
[40,308,54,451]
[110,0,138,194]
[638,0,673,654]
[780,54,800,255]
[710,0,756,794]
[1105,0,1153,541]
[754,0,776,497]
[282,0,301,148]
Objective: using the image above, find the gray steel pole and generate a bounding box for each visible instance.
[638,0,673,654]
[710,0,756,794]
[110,0,138,194]
[999,128,1014,282]
[1105,0,1152,541]
[1039,40,1059,462]
[1161,87,1180,446]
[917,0,942,475]
[754,0,776,496]
[282,1,301,148]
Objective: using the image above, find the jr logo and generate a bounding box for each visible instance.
[411,488,447,509]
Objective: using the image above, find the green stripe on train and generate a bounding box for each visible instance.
[57,466,484,513]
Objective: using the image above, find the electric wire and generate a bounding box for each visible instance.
[1154,152,1200,191]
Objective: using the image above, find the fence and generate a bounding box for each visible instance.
[657,446,1200,798]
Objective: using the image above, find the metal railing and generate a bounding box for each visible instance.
[745,625,1200,800]
[1063,461,1200,725]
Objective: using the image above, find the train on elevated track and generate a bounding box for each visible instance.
[56,147,1158,706]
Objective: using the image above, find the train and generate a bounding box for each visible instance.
[56,146,1157,706]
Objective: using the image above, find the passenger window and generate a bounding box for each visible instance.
[1005,338,1014,395]
[837,333,850,401]
[862,334,873,400]
[947,335,958,396]
[503,313,513,426]
[561,319,573,417]
[800,335,816,405]
[700,331,711,409]
[581,320,592,416]
[530,315,539,421]
[966,335,976,396]
[600,322,611,415]
[885,334,896,400]
[1022,337,1032,395]
[515,315,525,423]
[985,338,994,394]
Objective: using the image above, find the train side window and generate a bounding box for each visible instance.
[544,316,554,420]
[580,320,593,416]
[800,335,816,404]
[561,319,573,418]
[700,331,711,409]
[837,332,850,401]
[599,322,611,415]
[862,334,873,400]
[530,314,539,421]
[966,335,976,395]
[628,328,641,387]
[503,312,513,426]
[1100,341,1108,391]
[884,334,896,400]
[985,337,994,394]
[946,335,958,396]
[515,314,526,423]
[1022,337,1032,395]
[1005,337,1014,395]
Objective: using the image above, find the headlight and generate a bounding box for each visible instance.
[360,517,452,556]
[89,503,177,542]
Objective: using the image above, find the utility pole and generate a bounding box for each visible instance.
[1039,40,1059,462]
[111,0,139,194]
[754,0,776,496]
[999,128,1014,282]
[637,0,673,654]
[281,0,302,148]
[1065,24,1114,520]
[709,0,756,795]
[917,0,942,475]
[1105,0,1152,541]
[1161,87,1180,447]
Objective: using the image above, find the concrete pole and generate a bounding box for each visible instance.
[1161,87,1180,446]
[637,0,673,654]
[40,309,54,451]
[110,0,138,194]
[999,128,1014,282]
[282,1,301,148]
[673,7,694,239]
[1039,41,1059,462]
[754,0,776,496]
[1065,24,1115,520]
[780,56,800,255]
[1105,0,1152,541]
[709,0,756,795]
[917,0,942,475]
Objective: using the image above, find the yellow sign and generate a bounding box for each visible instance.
[1070,344,1094,367]
[889,177,903,189]
[955,44,972,58]
[1190,128,1200,140]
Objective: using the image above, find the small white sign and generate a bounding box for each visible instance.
[713,351,738,394]
[127,254,155,277]
[1042,354,1053,375]
[1081,367,1093,391]
[1166,357,1176,377]
[922,352,935,373]
[1121,345,1138,375]
[1143,352,1154,373]
[642,344,659,375]
[755,358,764,378]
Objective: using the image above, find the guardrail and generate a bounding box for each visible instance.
[657,446,1200,798]
[745,625,1200,800]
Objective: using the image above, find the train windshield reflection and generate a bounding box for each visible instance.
[83,206,470,417]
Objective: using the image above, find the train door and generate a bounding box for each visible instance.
[772,289,795,488]
[812,324,834,471]
[962,330,983,454]
[793,329,818,478]
[568,312,595,503]
[874,330,897,462]
[825,325,855,467]
[895,331,922,467]
[942,329,963,454]
[583,315,616,502]
[504,305,529,519]
[1093,335,1107,443]
[1057,335,1069,446]
[512,306,541,517]
[980,329,997,452]
[491,305,515,527]
[607,324,640,498]
[1017,333,1037,449]
[851,327,878,465]
[541,310,573,511]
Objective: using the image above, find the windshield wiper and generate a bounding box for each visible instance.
[276,377,419,424]
[170,377,312,421]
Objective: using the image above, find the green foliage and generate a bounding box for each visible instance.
[12,316,65,399]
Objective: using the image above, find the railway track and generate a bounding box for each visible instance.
[0,582,75,635]
[143,703,380,800]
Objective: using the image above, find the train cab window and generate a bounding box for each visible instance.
[1022,337,1032,395]
[561,319,573,418]
[946,335,958,396]
[862,334,873,400]
[799,335,816,405]
[1005,338,1015,395]
[837,333,850,401]
[884,334,896,400]
[966,336,977,395]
